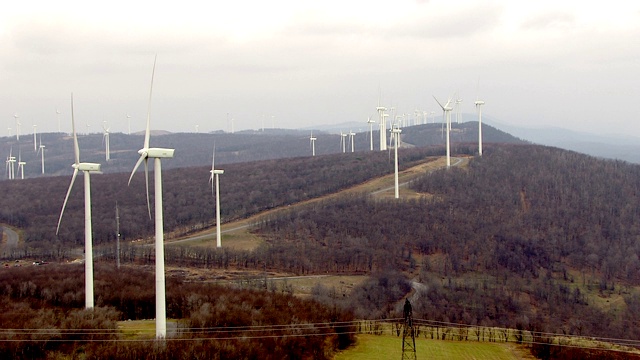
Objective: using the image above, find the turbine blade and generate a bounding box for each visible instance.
[128,153,146,186]
[144,55,157,150]
[144,158,151,220]
[57,168,78,234]
[432,96,445,110]
[71,94,80,165]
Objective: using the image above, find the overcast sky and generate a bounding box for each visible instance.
[1,0,639,137]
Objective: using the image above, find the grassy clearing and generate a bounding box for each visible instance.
[267,275,368,298]
[117,320,157,339]
[334,334,529,360]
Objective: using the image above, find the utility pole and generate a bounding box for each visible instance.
[402,299,417,360]
[116,202,121,269]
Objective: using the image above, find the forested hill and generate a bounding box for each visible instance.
[0,121,523,179]
[256,143,640,340]
[0,146,468,250]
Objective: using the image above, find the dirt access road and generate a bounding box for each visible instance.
[168,156,467,249]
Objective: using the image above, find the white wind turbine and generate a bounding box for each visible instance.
[391,124,402,199]
[209,143,224,248]
[102,121,111,161]
[8,148,16,180]
[434,95,453,168]
[126,114,131,135]
[56,93,101,309]
[309,132,317,156]
[475,92,485,157]
[14,114,20,141]
[349,130,356,152]
[367,116,375,151]
[33,125,37,152]
[4,154,9,180]
[56,108,61,133]
[340,131,347,153]
[377,98,387,151]
[18,149,25,180]
[455,96,463,125]
[37,135,45,174]
[127,57,174,339]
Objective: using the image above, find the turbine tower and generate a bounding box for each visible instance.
[102,121,111,161]
[455,96,463,124]
[128,57,174,339]
[4,154,10,180]
[475,97,485,156]
[309,132,317,157]
[33,125,37,152]
[14,114,20,141]
[37,135,45,174]
[349,130,356,152]
[126,114,131,135]
[17,149,25,180]
[8,148,15,180]
[434,96,453,168]
[56,108,61,133]
[209,143,224,248]
[340,131,347,153]
[57,93,102,310]
[367,116,375,151]
[377,100,387,151]
[391,124,402,199]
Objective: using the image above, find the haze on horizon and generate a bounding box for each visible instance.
[1,1,638,138]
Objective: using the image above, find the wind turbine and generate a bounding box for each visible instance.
[102,121,110,161]
[340,131,347,153]
[8,148,15,180]
[348,130,356,152]
[455,96,463,124]
[33,125,37,152]
[56,93,101,309]
[13,114,21,141]
[37,135,45,174]
[56,108,61,133]
[126,114,131,135]
[434,95,453,168]
[127,57,174,339]
[209,143,224,248]
[475,93,485,157]
[367,116,375,151]
[4,154,9,180]
[391,124,402,199]
[377,98,387,151]
[309,132,317,156]
[17,149,25,180]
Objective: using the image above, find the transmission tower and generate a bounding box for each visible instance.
[402,299,417,360]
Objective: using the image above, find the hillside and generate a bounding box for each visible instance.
[252,144,640,342]
[0,122,523,179]
[0,146,469,250]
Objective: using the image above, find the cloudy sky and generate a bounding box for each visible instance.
[1,0,639,136]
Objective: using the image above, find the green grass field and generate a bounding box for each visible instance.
[334,334,533,360]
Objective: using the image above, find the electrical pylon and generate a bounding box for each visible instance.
[402,299,417,360]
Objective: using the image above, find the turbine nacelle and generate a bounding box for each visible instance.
[74,163,101,172]
[211,169,224,175]
[475,100,485,106]
[145,148,175,158]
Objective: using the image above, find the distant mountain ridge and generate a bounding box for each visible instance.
[0,122,522,179]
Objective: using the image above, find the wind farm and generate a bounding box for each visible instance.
[1,1,639,357]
